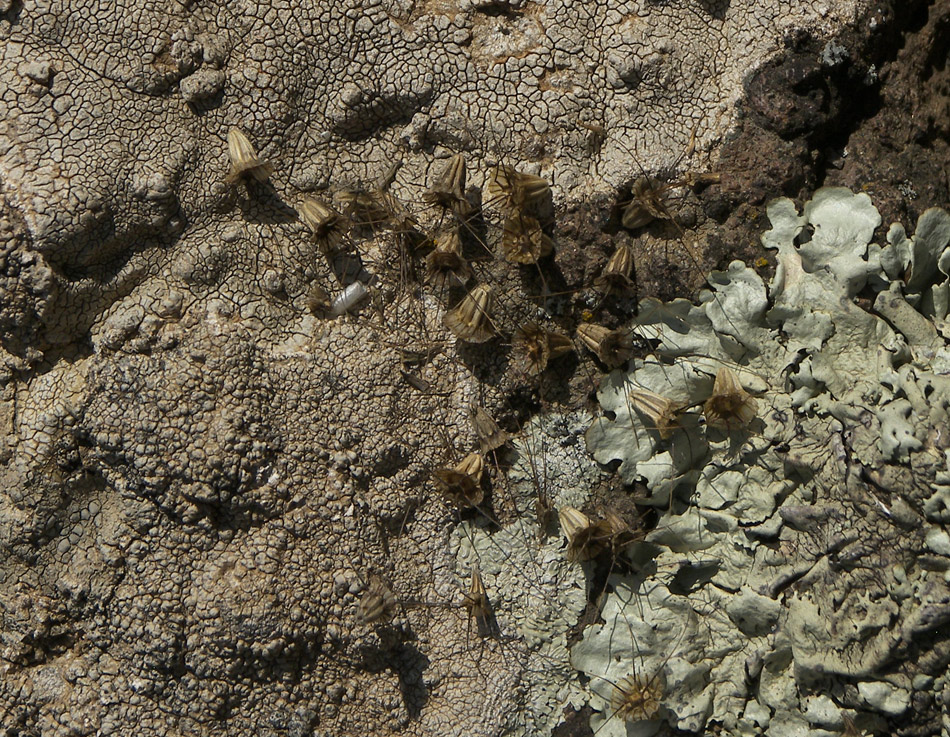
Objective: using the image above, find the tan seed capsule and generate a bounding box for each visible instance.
[357,575,397,624]
[470,406,508,453]
[306,284,331,315]
[629,388,684,439]
[432,452,485,508]
[423,153,473,218]
[513,322,573,374]
[622,177,670,230]
[426,227,472,288]
[337,188,390,227]
[298,197,348,253]
[610,672,665,722]
[558,506,601,562]
[444,284,495,343]
[485,165,550,212]
[576,323,637,368]
[225,127,273,183]
[594,242,635,295]
[703,366,758,431]
[463,569,492,625]
[501,214,554,264]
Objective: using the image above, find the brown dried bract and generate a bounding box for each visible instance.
[621,177,671,230]
[423,153,474,219]
[501,214,554,264]
[426,227,472,288]
[337,188,390,227]
[225,127,273,183]
[432,452,485,508]
[485,165,550,212]
[610,671,665,722]
[703,366,758,431]
[560,506,635,562]
[470,405,508,453]
[306,284,331,315]
[463,569,492,631]
[513,322,573,374]
[576,323,637,368]
[444,284,495,343]
[594,243,635,295]
[298,197,348,253]
[629,388,684,439]
[357,575,397,624]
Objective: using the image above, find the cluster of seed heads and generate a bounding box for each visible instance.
[227,127,755,725]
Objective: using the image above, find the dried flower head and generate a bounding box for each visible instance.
[337,188,390,227]
[703,366,758,431]
[594,242,635,295]
[357,575,397,624]
[298,197,348,253]
[501,214,554,264]
[485,165,550,212]
[423,153,474,219]
[444,284,495,343]
[226,127,273,183]
[576,323,637,368]
[513,322,573,374]
[432,452,485,508]
[306,284,331,315]
[629,388,684,439]
[470,406,508,453]
[426,227,472,288]
[558,506,601,562]
[463,569,490,616]
[610,671,665,722]
[621,177,670,230]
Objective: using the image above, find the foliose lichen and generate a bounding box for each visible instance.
[577,187,950,736]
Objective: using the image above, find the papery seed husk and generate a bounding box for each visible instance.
[611,672,664,722]
[501,214,553,264]
[444,284,495,343]
[357,576,397,624]
[576,323,635,367]
[423,153,468,210]
[513,323,573,374]
[470,405,508,452]
[630,388,683,438]
[594,243,635,294]
[704,366,758,430]
[226,127,273,183]
[486,165,550,211]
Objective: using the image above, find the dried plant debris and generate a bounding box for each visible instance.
[501,214,553,264]
[610,671,665,722]
[470,405,508,453]
[225,126,273,183]
[485,165,550,213]
[445,284,495,343]
[576,323,638,368]
[298,196,348,253]
[594,243,635,295]
[579,188,950,736]
[426,226,472,287]
[424,153,474,219]
[621,176,671,230]
[513,323,573,374]
[357,575,397,624]
[432,452,485,508]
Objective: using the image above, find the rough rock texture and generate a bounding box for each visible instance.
[1,0,944,736]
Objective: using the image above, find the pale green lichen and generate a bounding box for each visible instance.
[579,187,950,736]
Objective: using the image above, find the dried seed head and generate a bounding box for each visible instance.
[513,322,573,374]
[703,366,758,431]
[485,165,550,212]
[423,154,473,218]
[463,569,491,621]
[621,177,670,230]
[298,197,348,253]
[444,284,495,343]
[501,214,554,264]
[576,323,637,368]
[470,406,508,453]
[558,506,601,562]
[357,575,397,624]
[596,511,637,557]
[226,127,273,183]
[306,284,331,315]
[629,388,684,439]
[426,227,472,288]
[594,243,635,295]
[432,452,485,508]
[338,188,389,227]
[610,672,665,722]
